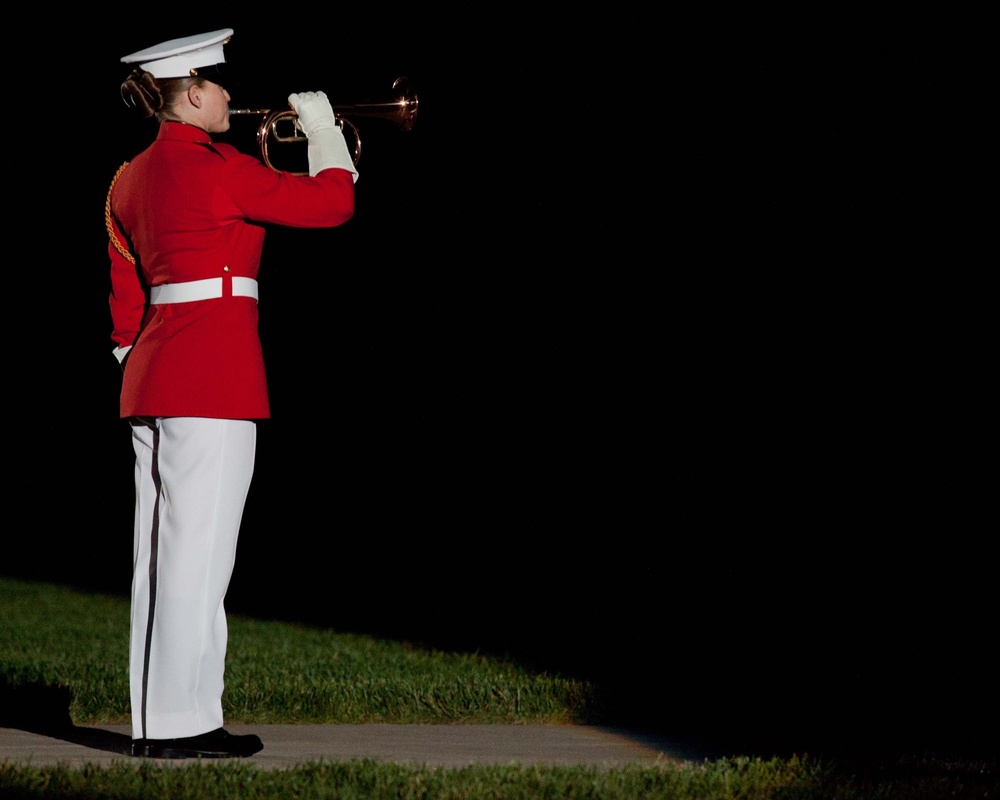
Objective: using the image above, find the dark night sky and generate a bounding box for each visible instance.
[6,9,991,753]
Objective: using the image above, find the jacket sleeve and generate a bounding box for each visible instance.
[213,146,356,229]
[108,213,147,357]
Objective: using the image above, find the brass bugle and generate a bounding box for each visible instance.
[229,77,418,173]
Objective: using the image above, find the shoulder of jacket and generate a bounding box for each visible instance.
[195,140,233,158]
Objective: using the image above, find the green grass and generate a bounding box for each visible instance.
[0,578,596,727]
[1,578,994,799]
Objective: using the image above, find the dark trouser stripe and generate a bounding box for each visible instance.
[139,423,162,741]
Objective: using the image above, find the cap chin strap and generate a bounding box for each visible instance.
[190,63,223,79]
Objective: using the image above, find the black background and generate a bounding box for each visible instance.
[5,8,990,758]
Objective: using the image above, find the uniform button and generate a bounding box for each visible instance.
[223,265,231,273]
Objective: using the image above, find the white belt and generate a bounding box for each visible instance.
[150,277,259,304]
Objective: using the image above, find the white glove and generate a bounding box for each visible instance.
[288,91,359,181]
[287,91,336,136]
[113,345,132,367]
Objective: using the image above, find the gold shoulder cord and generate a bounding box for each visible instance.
[105,161,135,265]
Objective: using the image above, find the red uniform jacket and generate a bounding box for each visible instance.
[108,121,354,419]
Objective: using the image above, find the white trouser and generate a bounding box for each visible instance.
[129,416,256,741]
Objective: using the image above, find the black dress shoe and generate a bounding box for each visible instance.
[132,728,263,758]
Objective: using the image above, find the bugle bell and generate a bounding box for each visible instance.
[228,77,418,174]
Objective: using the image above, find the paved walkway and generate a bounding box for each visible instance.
[1,724,712,770]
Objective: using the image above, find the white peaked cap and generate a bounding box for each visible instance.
[120,28,234,79]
